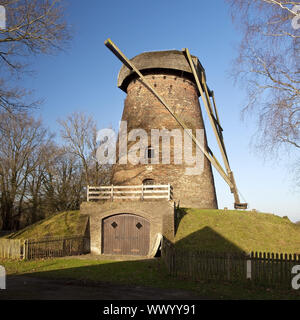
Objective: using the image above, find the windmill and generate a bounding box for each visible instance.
[104,38,248,210]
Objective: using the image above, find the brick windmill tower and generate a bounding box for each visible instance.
[82,40,247,257]
[112,50,218,209]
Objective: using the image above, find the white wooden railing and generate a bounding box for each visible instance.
[87,184,173,201]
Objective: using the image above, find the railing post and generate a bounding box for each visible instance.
[168,183,171,200]
[141,184,144,200]
[111,184,114,201]
[87,185,89,202]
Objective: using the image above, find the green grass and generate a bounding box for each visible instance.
[1,207,300,299]
[3,207,300,254]
[175,208,300,254]
[2,211,88,239]
[1,257,300,300]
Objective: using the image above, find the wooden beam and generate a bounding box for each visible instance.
[207,146,224,175]
[183,48,246,206]
[229,171,241,204]
[212,113,223,132]
[183,48,233,177]
[211,91,221,129]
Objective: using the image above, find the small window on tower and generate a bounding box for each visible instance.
[143,179,155,190]
[145,146,155,160]
[143,178,155,185]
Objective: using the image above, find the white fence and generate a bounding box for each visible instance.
[87,184,173,201]
[0,239,25,259]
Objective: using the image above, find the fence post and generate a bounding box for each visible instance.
[141,184,144,200]
[171,246,175,275]
[63,239,67,255]
[87,185,89,202]
[227,253,231,281]
[246,253,252,280]
[23,240,28,260]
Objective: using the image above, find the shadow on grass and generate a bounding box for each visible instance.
[175,226,245,253]
[174,207,187,234]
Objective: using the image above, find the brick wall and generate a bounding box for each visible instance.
[112,72,218,209]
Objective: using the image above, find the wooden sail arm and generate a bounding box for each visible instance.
[183,48,232,173]
[183,48,247,209]
[104,38,235,190]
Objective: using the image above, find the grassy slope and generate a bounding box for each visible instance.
[3,211,88,239]
[175,208,300,254]
[2,208,300,254]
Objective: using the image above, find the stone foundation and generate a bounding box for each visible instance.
[80,201,175,256]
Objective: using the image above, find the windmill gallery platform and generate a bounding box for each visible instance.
[80,44,246,257]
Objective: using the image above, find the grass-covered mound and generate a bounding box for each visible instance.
[2,211,88,240]
[2,207,299,254]
[175,208,300,254]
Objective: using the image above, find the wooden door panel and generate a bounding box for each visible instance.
[102,214,150,255]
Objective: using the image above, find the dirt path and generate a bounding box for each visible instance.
[0,275,203,300]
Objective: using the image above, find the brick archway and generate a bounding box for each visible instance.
[102,214,150,255]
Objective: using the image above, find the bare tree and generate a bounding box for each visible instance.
[0,110,110,230]
[226,0,300,154]
[0,110,50,229]
[0,0,71,110]
[0,110,87,230]
[58,112,97,185]
[42,145,85,214]
[58,112,112,187]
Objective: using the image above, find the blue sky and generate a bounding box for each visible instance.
[20,0,299,221]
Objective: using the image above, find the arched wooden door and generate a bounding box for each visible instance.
[102,214,150,255]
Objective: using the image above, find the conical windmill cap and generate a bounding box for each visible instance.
[117,50,207,93]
